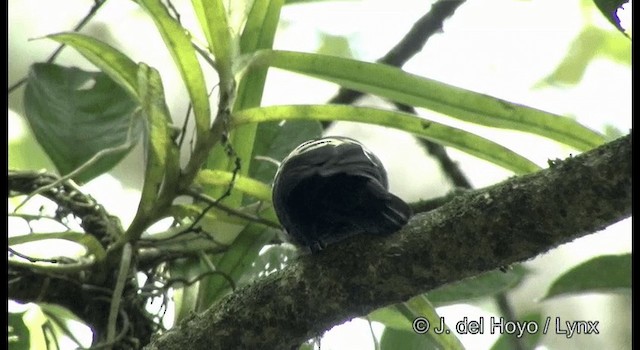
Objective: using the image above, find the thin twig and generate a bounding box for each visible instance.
[185,189,281,229]
[8,247,76,264]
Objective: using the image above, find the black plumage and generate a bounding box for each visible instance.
[272,136,412,253]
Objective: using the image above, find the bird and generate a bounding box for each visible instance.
[272,136,412,253]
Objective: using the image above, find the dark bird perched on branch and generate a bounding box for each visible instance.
[272,136,412,253]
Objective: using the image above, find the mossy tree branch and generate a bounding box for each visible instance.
[145,134,631,350]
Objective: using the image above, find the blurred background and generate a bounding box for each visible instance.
[8,0,631,349]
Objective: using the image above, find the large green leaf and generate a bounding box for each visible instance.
[126,63,175,236]
[250,50,606,151]
[23,63,142,183]
[45,32,140,98]
[542,254,631,300]
[137,0,211,149]
[233,105,541,174]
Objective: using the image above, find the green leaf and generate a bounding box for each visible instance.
[9,231,106,261]
[543,254,631,300]
[249,120,323,184]
[23,63,141,183]
[137,0,211,149]
[251,50,606,151]
[233,105,541,174]
[191,0,234,84]
[195,224,277,311]
[195,169,273,202]
[240,0,285,55]
[427,265,529,305]
[8,309,30,350]
[45,32,140,98]
[127,63,174,234]
[592,0,629,36]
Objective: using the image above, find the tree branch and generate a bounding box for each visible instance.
[145,134,631,350]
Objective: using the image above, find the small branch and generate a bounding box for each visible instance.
[145,134,631,350]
